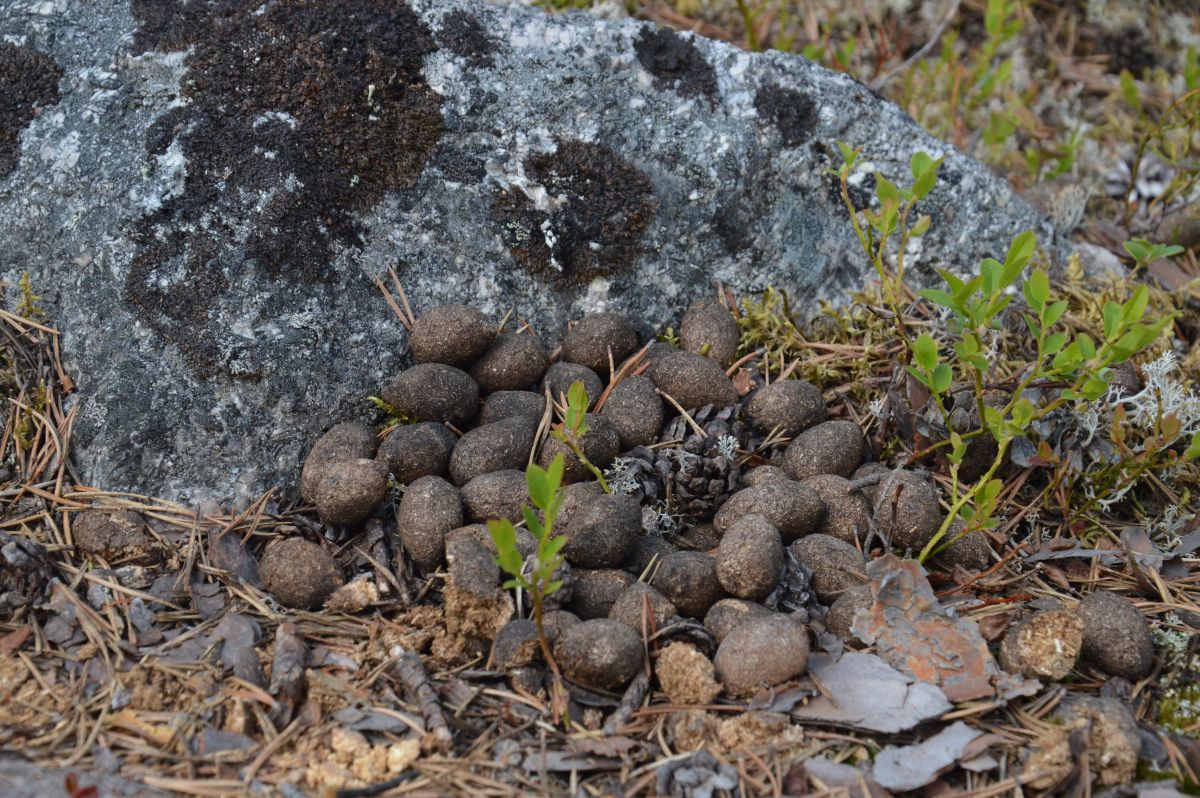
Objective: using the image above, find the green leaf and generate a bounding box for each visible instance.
[911,155,942,199]
[526,463,552,510]
[565,381,589,433]
[1077,334,1096,360]
[983,405,1006,436]
[837,141,859,167]
[1080,377,1108,400]
[1023,269,1049,311]
[905,364,932,389]
[911,333,939,373]
[1102,301,1123,341]
[545,453,565,499]
[544,579,565,596]
[931,363,953,394]
[910,214,932,237]
[522,506,544,540]
[1119,69,1142,110]
[918,288,956,310]
[1004,231,1037,271]
[1122,285,1149,325]
[1043,300,1067,327]
[1044,332,1068,354]
[1123,238,1152,263]
[1011,398,1034,428]
[502,578,523,591]
[488,519,524,578]
[541,535,567,561]
[875,175,901,205]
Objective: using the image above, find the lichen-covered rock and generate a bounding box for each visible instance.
[1,0,1055,502]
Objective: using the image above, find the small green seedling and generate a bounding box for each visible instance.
[551,380,611,492]
[1123,238,1186,274]
[488,453,570,721]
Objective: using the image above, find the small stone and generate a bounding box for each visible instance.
[799,474,872,545]
[826,584,873,642]
[680,297,739,366]
[704,598,773,645]
[561,313,639,374]
[563,493,641,568]
[790,534,865,603]
[542,361,603,407]
[742,465,789,487]
[469,333,550,392]
[656,642,721,705]
[782,419,865,479]
[260,538,344,610]
[714,615,809,696]
[300,422,377,503]
[712,480,824,542]
[567,569,635,619]
[409,304,495,366]
[381,363,480,427]
[376,422,456,485]
[555,619,643,691]
[715,514,784,601]
[478,390,547,425]
[999,609,1084,680]
[608,582,678,631]
[651,551,725,618]
[396,476,463,572]
[538,413,620,484]
[1077,590,1154,680]
[73,510,158,562]
[461,469,527,523]
[449,416,538,485]
[492,619,541,669]
[600,375,664,449]
[621,534,678,575]
[873,469,942,552]
[314,458,389,527]
[650,351,737,409]
[745,380,826,437]
[1058,697,1142,785]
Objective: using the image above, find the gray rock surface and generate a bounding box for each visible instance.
[0,0,1055,502]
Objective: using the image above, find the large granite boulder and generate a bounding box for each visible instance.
[0,0,1053,503]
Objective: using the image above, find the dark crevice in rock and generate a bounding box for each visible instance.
[0,44,63,178]
[125,0,444,376]
[490,141,657,286]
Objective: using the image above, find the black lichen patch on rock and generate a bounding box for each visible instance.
[754,85,818,147]
[126,0,444,375]
[0,44,63,178]
[633,27,717,101]
[491,141,656,285]
[439,12,496,67]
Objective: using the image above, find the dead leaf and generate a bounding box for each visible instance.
[977,614,1010,643]
[790,652,952,733]
[268,622,308,727]
[851,555,1034,702]
[569,735,641,757]
[872,721,982,791]
[207,528,262,588]
[0,624,31,656]
[732,368,754,396]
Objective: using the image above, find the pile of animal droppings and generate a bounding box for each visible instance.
[257,296,1154,700]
